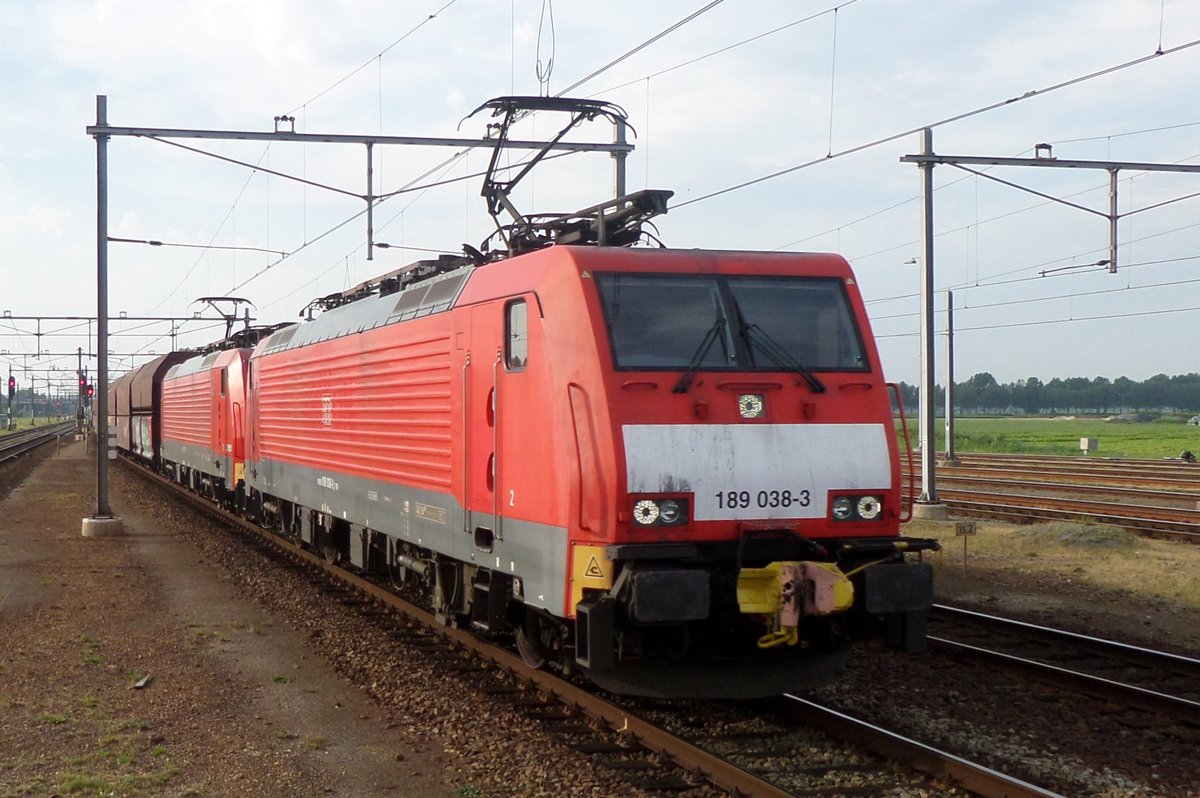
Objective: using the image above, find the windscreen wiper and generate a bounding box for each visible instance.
[672,319,726,394]
[741,323,826,393]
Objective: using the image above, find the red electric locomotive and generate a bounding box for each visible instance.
[112,97,937,698]
[242,244,937,698]
[160,347,251,503]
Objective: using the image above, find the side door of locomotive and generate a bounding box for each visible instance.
[464,303,502,545]
[214,366,230,480]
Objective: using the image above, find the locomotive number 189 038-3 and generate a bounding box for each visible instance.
[713,488,810,510]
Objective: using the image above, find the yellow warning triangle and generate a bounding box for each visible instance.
[584,556,605,579]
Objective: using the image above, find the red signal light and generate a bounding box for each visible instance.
[86,384,95,398]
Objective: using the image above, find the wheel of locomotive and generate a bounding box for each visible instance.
[515,609,555,670]
[319,532,342,565]
[280,502,303,544]
[258,499,282,535]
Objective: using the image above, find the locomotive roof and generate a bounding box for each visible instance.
[253,246,855,358]
[163,347,244,380]
[257,265,472,357]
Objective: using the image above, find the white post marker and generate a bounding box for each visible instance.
[955,521,977,577]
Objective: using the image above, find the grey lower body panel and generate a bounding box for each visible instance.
[161,439,230,481]
[247,456,569,614]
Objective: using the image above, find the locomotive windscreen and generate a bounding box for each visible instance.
[595,272,868,372]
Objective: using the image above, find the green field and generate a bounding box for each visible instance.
[900,416,1200,460]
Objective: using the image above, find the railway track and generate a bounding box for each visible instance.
[929,451,1200,478]
[928,604,1200,724]
[778,697,1061,798]
[923,488,1200,542]
[0,421,77,464]
[902,452,1200,542]
[126,458,1061,798]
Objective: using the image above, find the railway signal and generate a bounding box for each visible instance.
[7,375,14,401]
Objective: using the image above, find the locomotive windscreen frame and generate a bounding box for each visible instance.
[594,272,869,374]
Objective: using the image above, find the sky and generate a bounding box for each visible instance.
[2,0,1200,399]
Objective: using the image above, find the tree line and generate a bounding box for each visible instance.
[891,373,1200,415]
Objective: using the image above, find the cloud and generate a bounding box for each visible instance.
[0,205,71,238]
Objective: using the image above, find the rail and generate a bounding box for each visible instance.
[928,604,1200,723]
[0,421,77,464]
[782,696,1064,798]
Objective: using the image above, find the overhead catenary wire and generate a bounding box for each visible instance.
[535,0,556,96]
[228,149,581,297]
[826,6,839,157]
[1049,120,1200,146]
[555,0,728,97]
[916,208,1200,297]
[864,221,1200,308]
[248,0,734,322]
[284,0,460,116]
[823,147,1200,272]
[96,6,1199,373]
[145,145,274,316]
[875,303,1200,339]
[775,131,1200,254]
[588,1,858,98]
[138,2,462,325]
[672,37,1200,210]
[171,0,737,323]
[870,265,1200,322]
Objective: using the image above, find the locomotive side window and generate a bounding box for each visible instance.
[595,273,867,372]
[506,299,528,370]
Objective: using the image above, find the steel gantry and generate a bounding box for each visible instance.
[85,94,635,529]
[901,130,1200,511]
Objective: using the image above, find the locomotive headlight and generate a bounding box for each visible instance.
[856,495,883,520]
[832,496,854,521]
[633,499,660,525]
[658,499,682,525]
[630,497,688,527]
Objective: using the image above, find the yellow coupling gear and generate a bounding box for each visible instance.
[756,626,799,649]
[737,562,854,648]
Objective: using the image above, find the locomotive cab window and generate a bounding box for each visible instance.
[595,273,868,372]
[505,299,528,370]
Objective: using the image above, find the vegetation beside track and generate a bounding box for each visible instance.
[1,416,73,435]
[908,518,1200,612]
[898,416,1200,459]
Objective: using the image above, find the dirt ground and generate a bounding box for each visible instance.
[0,440,456,797]
[906,517,1200,658]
